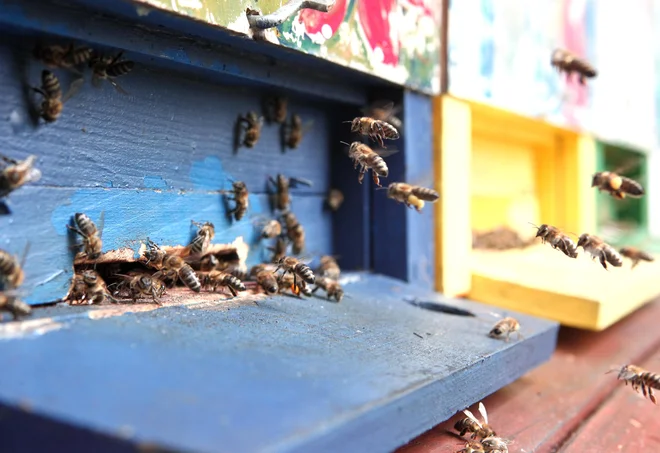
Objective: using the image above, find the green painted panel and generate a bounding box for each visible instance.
[131,0,441,94]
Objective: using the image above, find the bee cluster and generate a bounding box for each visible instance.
[454,402,511,453]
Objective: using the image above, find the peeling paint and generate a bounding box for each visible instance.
[0,318,65,340]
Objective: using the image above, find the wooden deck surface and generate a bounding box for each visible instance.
[397,298,660,453]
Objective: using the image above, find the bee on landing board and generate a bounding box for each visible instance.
[255,269,279,295]
[221,181,249,221]
[188,221,215,255]
[317,255,340,280]
[0,291,32,320]
[346,116,400,148]
[67,212,104,260]
[33,70,84,123]
[608,364,660,404]
[282,212,305,255]
[550,48,597,85]
[458,441,485,453]
[488,317,522,342]
[325,189,344,212]
[530,223,578,258]
[277,272,311,297]
[80,270,118,305]
[480,436,510,453]
[592,170,644,200]
[455,402,497,440]
[200,270,246,297]
[311,277,344,302]
[384,182,439,213]
[619,246,654,269]
[263,95,288,124]
[275,256,315,288]
[113,272,166,304]
[33,43,93,74]
[268,174,313,212]
[0,153,42,199]
[144,240,201,292]
[235,111,264,149]
[577,233,623,270]
[345,141,396,187]
[0,243,30,290]
[282,114,313,150]
[89,50,134,95]
[360,100,403,131]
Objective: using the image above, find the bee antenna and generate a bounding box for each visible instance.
[527,222,539,229]
[339,141,351,146]
[342,120,353,124]
[375,187,389,191]
[605,364,623,374]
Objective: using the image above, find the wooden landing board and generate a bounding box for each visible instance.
[469,244,660,330]
[0,274,558,453]
[396,298,660,453]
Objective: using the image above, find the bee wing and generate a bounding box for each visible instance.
[373,149,399,158]
[19,241,31,270]
[289,177,314,188]
[109,79,130,96]
[97,211,106,240]
[478,402,488,424]
[0,153,18,166]
[361,100,396,116]
[61,77,84,103]
[612,158,643,177]
[91,74,103,89]
[462,409,483,428]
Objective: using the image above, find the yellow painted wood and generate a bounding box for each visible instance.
[435,96,472,297]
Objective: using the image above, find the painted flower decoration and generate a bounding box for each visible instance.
[357,0,398,65]
[299,0,349,40]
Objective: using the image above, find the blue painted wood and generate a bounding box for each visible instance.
[0,274,559,453]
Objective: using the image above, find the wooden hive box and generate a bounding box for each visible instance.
[0,1,558,452]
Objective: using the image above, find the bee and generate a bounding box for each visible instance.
[311,277,344,302]
[81,270,118,305]
[277,272,311,297]
[261,219,282,239]
[0,242,30,289]
[551,48,597,85]
[0,292,32,320]
[236,111,264,148]
[200,270,246,297]
[0,154,42,198]
[346,141,395,187]
[458,441,485,453]
[145,240,201,292]
[250,263,277,277]
[480,437,509,453]
[347,116,400,148]
[255,270,279,295]
[227,264,250,282]
[89,50,133,95]
[360,100,403,131]
[33,43,93,72]
[282,114,313,149]
[488,317,521,342]
[67,212,104,260]
[188,221,215,255]
[608,364,660,404]
[317,255,340,280]
[619,246,654,269]
[268,174,313,212]
[263,95,288,124]
[221,181,249,221]
[275,256,315,287]
[385,182,439,213]
[531,223,578,258]
[199,254,222,272]
[32,70,84,123]
[282,212,305,255]
[326,189,344,212]
[455,402,496,440]
[577,233,623,270]
[114,273,166,304]
[592,171,644,200]
[268,237,288,263]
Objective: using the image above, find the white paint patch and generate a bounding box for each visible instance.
[8,109,22,126]
[226,10,251,35]
[0,318,65,340]
[169,0,179,13]
[338,274,363,286]
[177,0,203,8]
[231,236,250,268]
[135,6,152,16]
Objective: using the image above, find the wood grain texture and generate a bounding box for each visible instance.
[397,298,660,453]
[0,273,559,453]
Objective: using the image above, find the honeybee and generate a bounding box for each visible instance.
[455,402,496,440]
[282,114,313,149]
[385,182,439,213]
[188,221,215,255]
[326,189,344,212]
[347,116,400,148]
[199,254,222,272]
[89,50,133,94]
[346,141,396,187]
[114,272,166,304]
[145,240,201,292]
[0,292,32,320]
[619,246,654,269]
[268,237,288,263]
[268,174,313,212]
[275,256,315,287]
[277,272,311,297]
[458,441,485,453]
[67,212,104,260]
[531,223,578,258]
[34,43,93,73]
[255,270,279,295]
[551,48,597,85]
[282,212,305,255]
[0,153,42,198]
[360,100,403,131]
[32,70,84,123]
[227,264,250,282]
[592,170,644,200]
[488,317,521,342]
[236,111,263,148]
[480,437,509,453]
[311,277,344,302]
[317,255,340,280]
[80,270,118,305]
[260,219,282,239]
[263,95,288,124]
[221,181,249,221]
[200,270,246,297]
[250,263,277,277]
[577,233,623,270]
[0,243,29,289]
[608,364,660,404]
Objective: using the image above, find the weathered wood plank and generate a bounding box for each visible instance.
[0,274,558,453]
[396,299,660,453]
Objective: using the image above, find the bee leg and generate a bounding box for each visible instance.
[372,171,381,187]
[311,286,320,294]
[358,171,365,184]
[32,87,47,98]
[650,388,657,404]
[228,286,237,297]
[631,259,639,269]
[599,251,608,270]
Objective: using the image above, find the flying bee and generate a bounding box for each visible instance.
[260,219,282,239]
[263,95,288,124]
[531,223,578,258]
[282,114,313,149]
[268,237,288,263]
[282,212,305,255]
[384,182,439,213]
[0,154,42,198]
[32,70,84,123]
[455,402,496,440]
[200,270,246,297]
[114,273,166,304]
[236,111,264,149]
[347,116,400,148]
[480,436,509,453]
[360,100,403,131]
[89,50,133,94]
[619,246,654,269]
[188,221,215,255]
[551,48,597,85]
[255,270,279,295]
[0,242,30,289]
[221,181,249,221]
[577,233,623,270]
[326,189,344,212]
[345,141,396,187]
[311,276,344,302]
[317,255,340,280]
[67,212,104,260]
[33,43,93,73]
[488,317,522,342]
[592,170,644,200]
[277,272,311,297]
[275,256,315,288]
[81,270,118,305]
[608,364,660,404]
[268,174,313,212]
[0,292,32,320]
